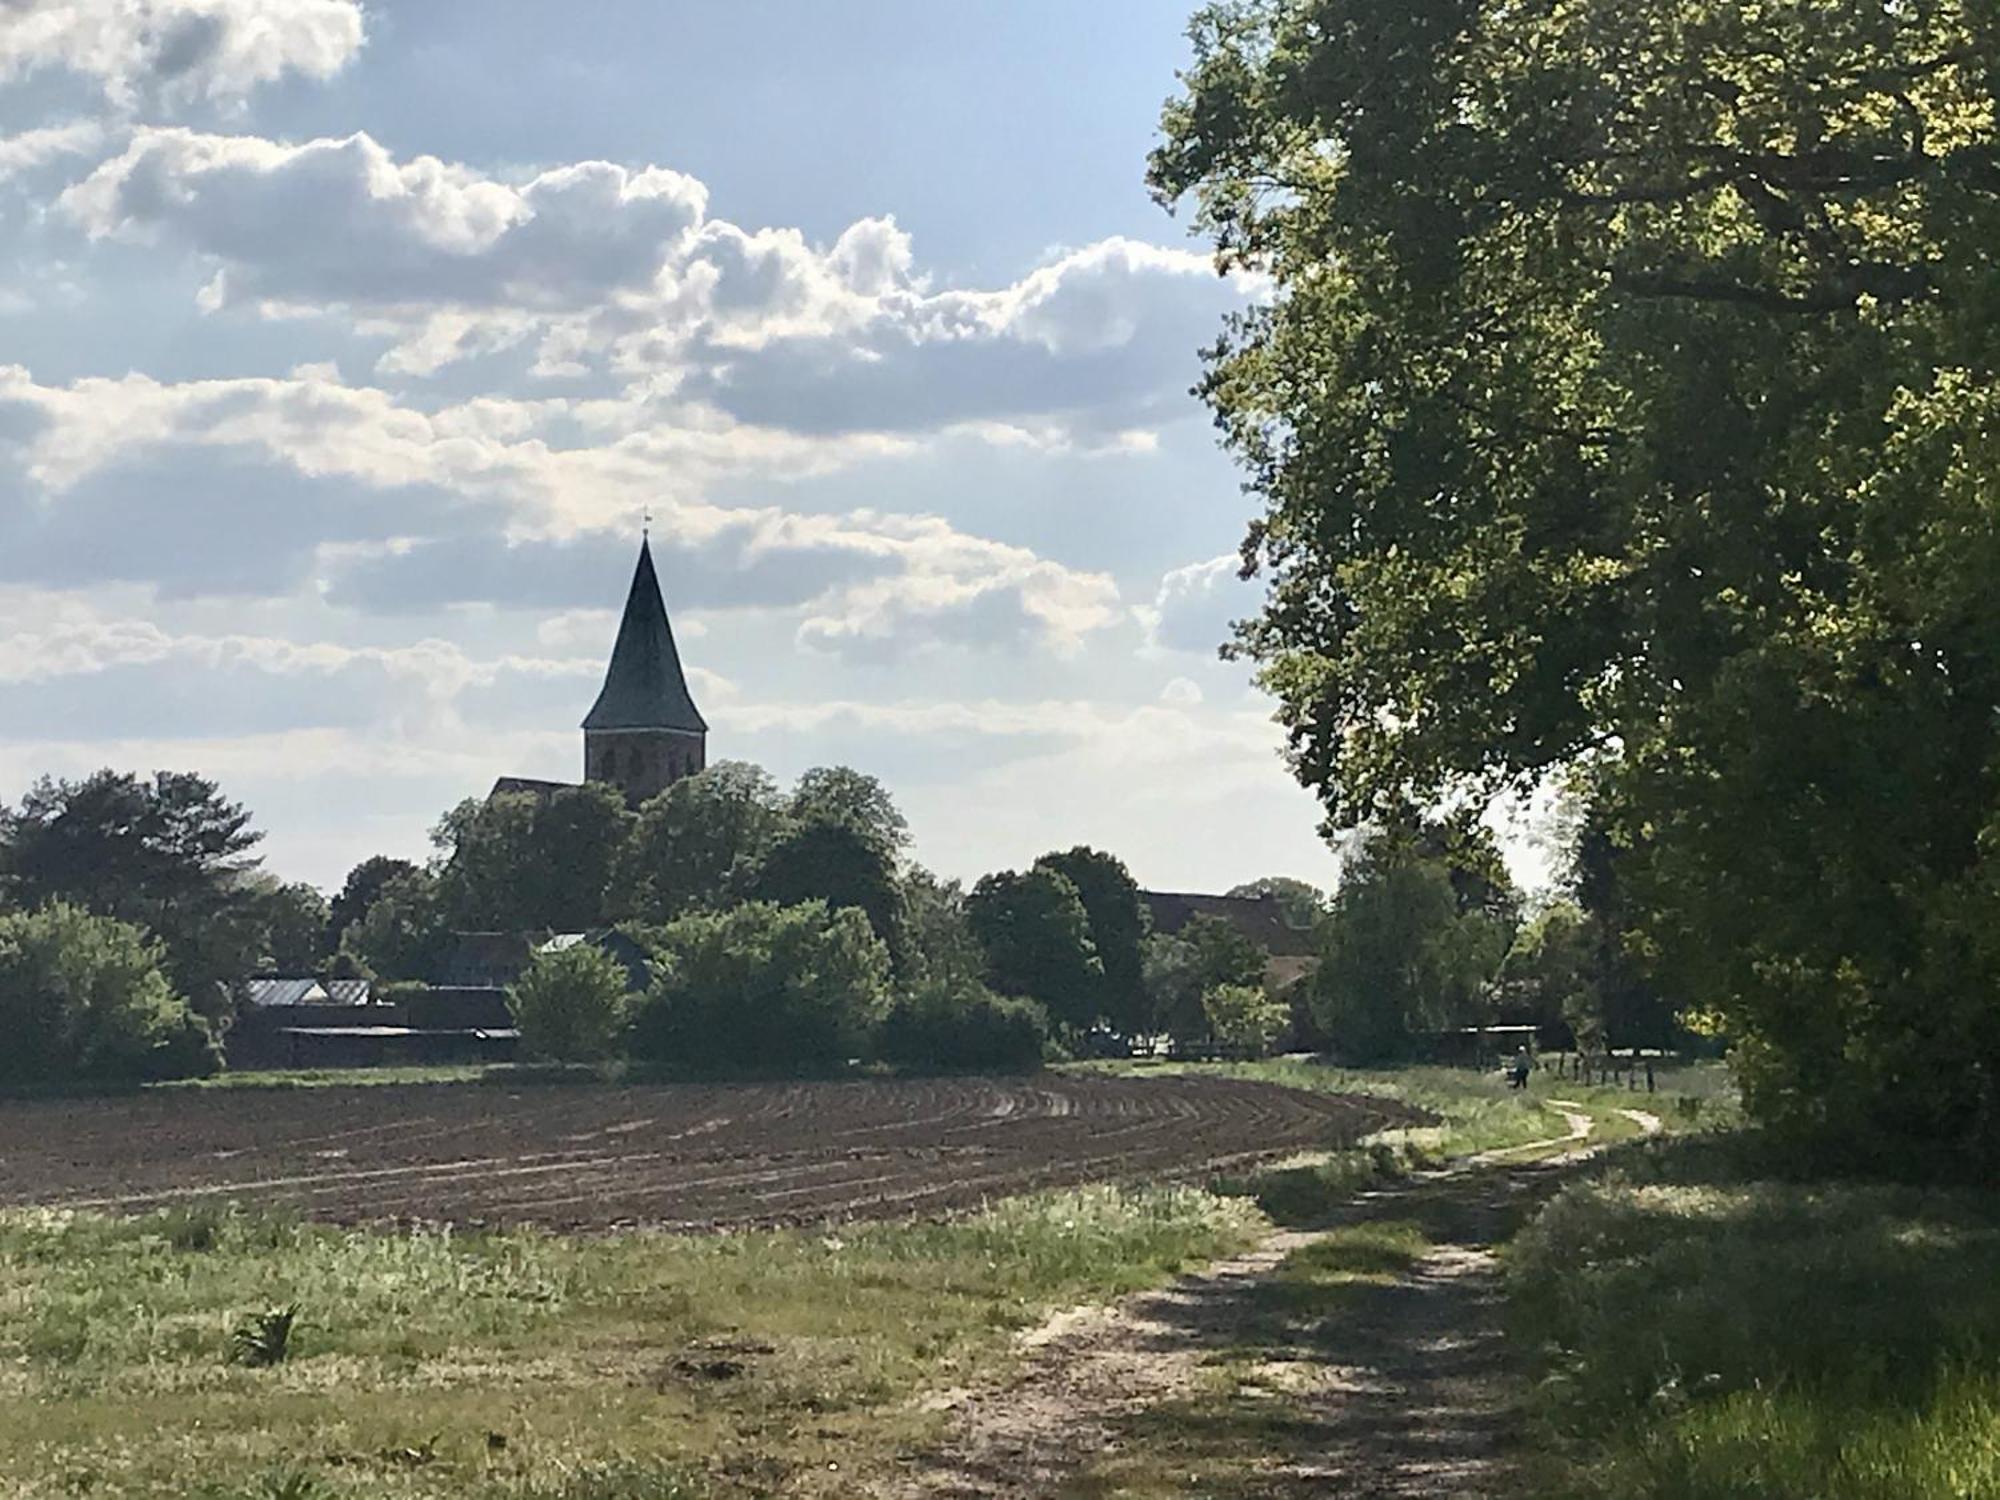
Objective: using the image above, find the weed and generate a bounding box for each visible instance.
[229,1303,300,1366]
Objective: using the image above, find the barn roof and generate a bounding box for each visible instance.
[582,539,707,734]
[243,977,329,1007]
[1141,891,1319,958]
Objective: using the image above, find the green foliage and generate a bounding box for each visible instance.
[1224,876,1325,930]
[1512,1151,2000,1499]
[1033,846,1151,1035]
[900,866,987,990]
[0,903,218,1085]
[250,879,329,973]
[786,765,908,855]
[1497,901,1598,1044]
[0,769,266,1010]
[632,900,890,1073]
[876,978,1050,1073]
[507,942,631,1064]
[1201,983,1288,1058]
[326,855,419,951]
[1313,836,1510,1062]
[434,781,631,933]
[1153,0,2000,1163]
[752,819,908,969]
[614,761,787,925]
[1148,915,1269,1044]
[228,1304,299,1367]
[338,867,448,982]
[966,867,1104,1034]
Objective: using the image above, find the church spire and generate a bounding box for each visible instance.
[582,538,707,734]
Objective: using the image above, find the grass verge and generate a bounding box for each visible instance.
[1509,1134,2000,1499]
[0,1186,1260,1499]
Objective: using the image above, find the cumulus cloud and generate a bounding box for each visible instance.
[0,0,364,107]
[0,364,1127,656]
[1143,553,1255,655]
[0,121,105,181]
[56,126,1254,440]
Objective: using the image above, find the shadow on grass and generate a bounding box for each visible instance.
[1051,1163,1585,1498]
[1511,1136,2000,1499]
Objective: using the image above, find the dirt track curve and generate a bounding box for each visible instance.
[0,1075,1420,1230]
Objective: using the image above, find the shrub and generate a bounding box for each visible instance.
[631,901,890,1074]
[876,980,1050,1072]
[0,903,219,1085]
[508,943,631,1064]
[1201,983,1289,1059]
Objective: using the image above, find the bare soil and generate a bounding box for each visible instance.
[0,1074,1418,1230]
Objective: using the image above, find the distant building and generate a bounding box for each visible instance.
[1141,890,1320,991]
[491,536,708,807]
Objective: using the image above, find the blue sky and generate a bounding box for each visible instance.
[0,0,1357,895]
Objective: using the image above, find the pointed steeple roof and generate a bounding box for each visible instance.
[582,539,707,733]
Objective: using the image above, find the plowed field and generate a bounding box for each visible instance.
[0,1075,1418,1231]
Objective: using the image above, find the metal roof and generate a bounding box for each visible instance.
[582,539,707,734]
[243,977,329,1008]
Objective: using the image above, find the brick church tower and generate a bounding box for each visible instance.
[582,538,707,804]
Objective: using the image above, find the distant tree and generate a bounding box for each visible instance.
[1497,901,1599,1047]
[876,978,1050,1074]
[0,903,219,1084]
[1312,836,1510,1062]
[435,781,631,932]
[339,867,449,982]
[614,761,788,925]
[632,900,890,1073]
[1147,915,1268,1044]
[752,820,908,970]
[901,867,987,990]
[252,879,330,973]
[1568,794,1680,1051]
[508,942,630,1064]
[1224,877,1326,930]
[326,856,420,949]
[1033,847,1151,1036]
[788,766,909,855]
[966,868,1104,1034]
[1203,983,1289,1059]
[0,770,266,1010]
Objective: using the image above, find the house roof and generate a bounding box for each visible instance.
[243,977,329,1007]
[582,539,707,734]
[1141,891,1319,958]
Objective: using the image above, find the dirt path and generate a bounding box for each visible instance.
[887,1131,1599,1497]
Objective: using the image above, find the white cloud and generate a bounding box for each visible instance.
[1143,553,1252,655]
[0,121,105,180]
[0,364,1129,657]
[55,127,1254,441]
[0,0,364,107]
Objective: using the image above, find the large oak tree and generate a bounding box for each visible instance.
[1154,0,2000,1162]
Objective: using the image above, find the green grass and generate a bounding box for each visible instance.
[161,1065,523,1091]
[1077,1055,1720,1160]
[0,1187,1262,1498]
[1509,1136,2000,1499]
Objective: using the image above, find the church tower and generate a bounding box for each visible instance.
[583,538,707,804]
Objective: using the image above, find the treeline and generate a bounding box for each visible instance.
[343,763,1285,1073]
[0,763,1309,1083]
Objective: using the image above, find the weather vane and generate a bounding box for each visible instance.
[642,507,652,540]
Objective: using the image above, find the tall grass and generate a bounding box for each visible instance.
[0,1186,1261,1497]
[1509,1139,2000,1499]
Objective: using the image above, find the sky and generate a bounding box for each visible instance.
[0,0,1358,896]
